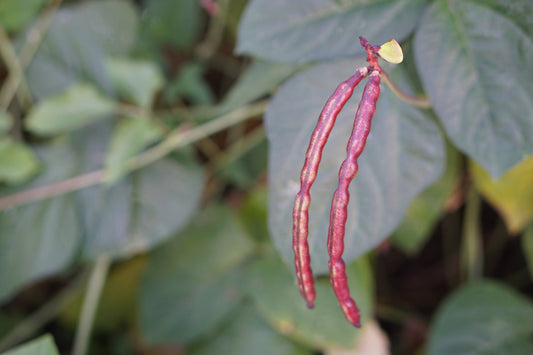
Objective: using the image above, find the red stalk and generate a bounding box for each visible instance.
[293,67,368,308]
[327,70,381,327]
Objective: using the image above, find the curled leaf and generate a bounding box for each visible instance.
[378,39,403,64]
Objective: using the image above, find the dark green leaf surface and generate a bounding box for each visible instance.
[141,0,203,50]
[189,304,312,355]
[0,144,80,303]
[414,0,533,178]
[237,0,427,62]
[24,0,139,99]
[246,253,373,349]
[266,58,444,274]
[428,280,533,355]
[2,334,59,355]
[139,206,255,344]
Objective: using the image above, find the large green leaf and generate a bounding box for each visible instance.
[237,0,427,62]
[26,84,116,135]
[71,124,204,259]
[414,0,533,178]
[2,334,59,355]
[24,0,139,100]
[0,111,13,134]
[266,58,445,274]
[188,304,312,355]
[428,280,533,355]
[139,206,255,344]
[0,144,80,303]
[246,252,373,349]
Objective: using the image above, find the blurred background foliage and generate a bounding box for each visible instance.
[0,0,532,354]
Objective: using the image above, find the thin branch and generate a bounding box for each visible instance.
[72,256,111,355]
[0,0,62,110]
[0,100,267,210]
[460,187,483,281]
[0,270,89,352]
[380,70,431,109]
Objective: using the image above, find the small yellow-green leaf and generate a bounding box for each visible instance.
[104,117,162,185]
[378,39,403,64]
[470,154,533,233]
[0,110,13,134]
[26,84,116,135]
[106,58,164,108]
[0,139,40,184]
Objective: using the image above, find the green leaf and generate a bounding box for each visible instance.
[266,58,445,274]
[0,144,80,303]
[390,143,461,254]
[141,0,203,50]
[470,154,533,234]
[237,0,427,62]
[106,58,164,108]
[26,84,115,135]
[522,226,533,281]
[414,0,533,178]
[189,304,313,355]
[139,205,255,344]
[428,280,533,355]
[104,118,162,185]
[2,334,59,355]
[0,0,48,32]
[72,122,205,259]
[23,0,139,99]
[164,63,215,106]
[0,110,13,134]
[246,252,373,349]
[0,139,40,184]
[219,60,302,113]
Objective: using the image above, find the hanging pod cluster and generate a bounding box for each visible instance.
[292,37,403,327]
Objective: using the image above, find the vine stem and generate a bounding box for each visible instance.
[0,270,89,352]
[0,100,267,210]
[460,187,483,281]
[0,0,62,109]
[72,256,111,355]
[379,70,431,109]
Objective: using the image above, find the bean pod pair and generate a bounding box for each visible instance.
[292,37,400,327]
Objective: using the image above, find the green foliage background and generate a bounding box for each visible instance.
[0,0,532,354]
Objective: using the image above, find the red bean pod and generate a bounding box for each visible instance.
[293,67,368,308]
[327,70,381,327]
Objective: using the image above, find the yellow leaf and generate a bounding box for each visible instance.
[378,39,403,64]
[470,154,533,234]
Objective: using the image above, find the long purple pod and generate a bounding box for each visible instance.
[327,70,381,326]
[293,67,368,308]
